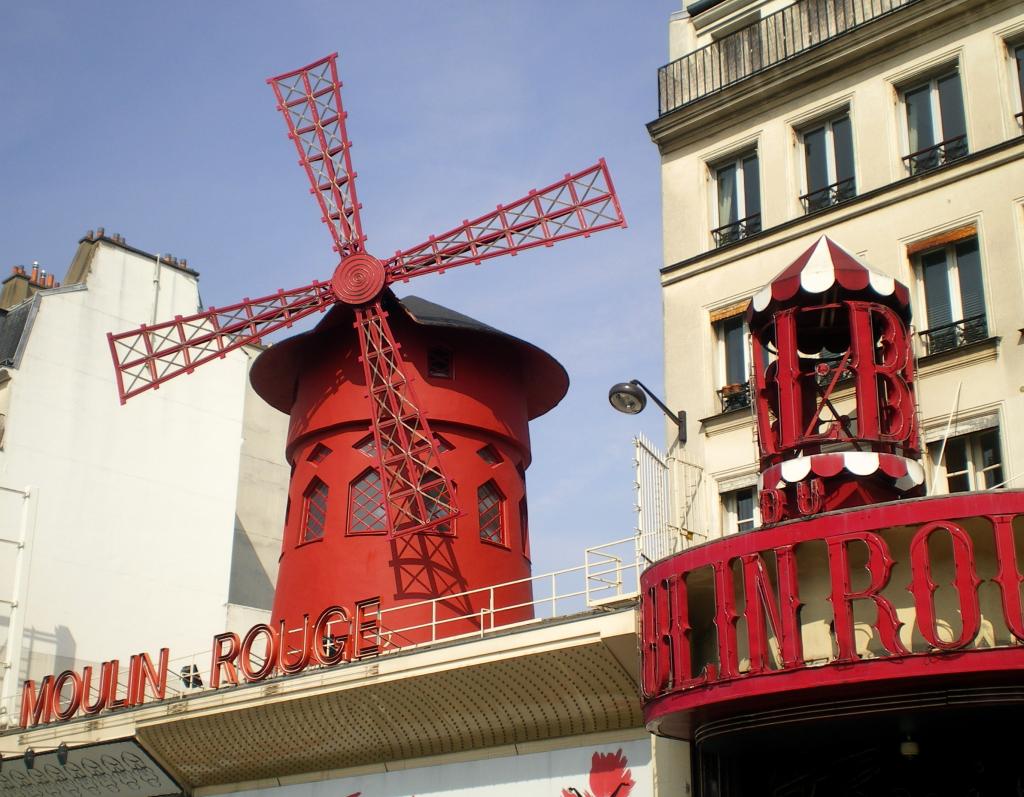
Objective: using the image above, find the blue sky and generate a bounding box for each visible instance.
[0,2,680,573]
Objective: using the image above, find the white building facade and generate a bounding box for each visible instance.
[650,0,1024,538]
[0,231,289,726]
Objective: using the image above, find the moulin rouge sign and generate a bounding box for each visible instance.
[640,494,1024,718]
[20,604,370,729]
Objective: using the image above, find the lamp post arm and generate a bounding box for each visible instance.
[632,380,687,445]
[632,380,679,425]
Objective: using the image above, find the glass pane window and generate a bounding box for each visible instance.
[902,70,968,173]
[1015,44,1024,116]
[928,428,1004,493]
[800,112,856,212]
[916,236,988,355]
[713,150,761,246]
[716,314,751,412]
[723,487,758,534]
[349,469,386,533]
[302,477,329,542]
[478,480,505,545]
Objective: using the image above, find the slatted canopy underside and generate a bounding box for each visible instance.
[135,622,640,789]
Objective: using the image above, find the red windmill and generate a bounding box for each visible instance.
[107,53,626,542]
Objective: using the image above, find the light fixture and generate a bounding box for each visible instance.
[57,743,68,766]
[608,380,687,444]
[900,735,919,759]
[24,748,35,770]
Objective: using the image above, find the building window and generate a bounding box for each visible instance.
[349,469,386,534]
[478,480,505,545]
[712,150,761,247]
[476,444,500,465]
[301,477,329,542]
[902,69,968,175]
[308,442,331,463]
[916,237,987,356]
[799,112,855,213]
[354,434,377,457]
[427,347,453,379]
[519,496,529,558]
[722,487,757,534]
[1014,43,1024,130]
[929,429,1003,492]
[716,314,751,412]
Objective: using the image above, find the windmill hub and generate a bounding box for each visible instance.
[331,252,386,305]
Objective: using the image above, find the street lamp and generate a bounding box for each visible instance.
[608,380,686,444]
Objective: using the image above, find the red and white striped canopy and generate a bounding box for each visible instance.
[747,236,911,327]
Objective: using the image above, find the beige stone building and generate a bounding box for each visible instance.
[650,0,1024,539]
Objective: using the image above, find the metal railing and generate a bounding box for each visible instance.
[1,534,655,725]
[918,314,988,356]
[717,381,752,413]
[712,213,761,247]
[800,177,856,213]
[658,0,918,116]
[902,135,968,175]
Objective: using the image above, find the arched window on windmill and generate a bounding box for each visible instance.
[301,477,329,543]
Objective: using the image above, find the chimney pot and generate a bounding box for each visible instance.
[97,227,105,237]
[86,229,94,240]
[30,265,39,283]
[46,274,55,288]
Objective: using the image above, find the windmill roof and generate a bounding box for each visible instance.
[250,292,569,418]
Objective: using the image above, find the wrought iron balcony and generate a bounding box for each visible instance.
[657,0,918,116]
[712,213,762,247]
[717,381,752,413]
[918,314,988,356]
[902,135,968,175]
[800,177,856,214]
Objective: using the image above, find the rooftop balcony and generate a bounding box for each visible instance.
[658,0,919,117]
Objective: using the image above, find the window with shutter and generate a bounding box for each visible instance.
[799,111,856,213]
[712,150,761,247]
[916,236,988,355]
[928,428,1004,493]
[901,69,968,174]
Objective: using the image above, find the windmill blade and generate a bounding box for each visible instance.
[268,54,366,257]
[109,282,335,403]
[354,300,458,537]
[384,159,625,284]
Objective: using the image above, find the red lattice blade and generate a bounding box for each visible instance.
[268,54,366,257]
[354,300,458,537]
[384,159,625,283]
[109,282,335,402]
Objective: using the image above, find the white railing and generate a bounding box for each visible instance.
[634,434,709,561]
[1,533,654,729]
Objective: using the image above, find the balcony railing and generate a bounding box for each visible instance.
[902,135,968,175]
[712,213,762,247]
[918,314,988,356]
[658,0,918,116]
[717,381,752,413]
[800,177,856,213]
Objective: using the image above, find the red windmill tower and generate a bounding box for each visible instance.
[107,54,625,652]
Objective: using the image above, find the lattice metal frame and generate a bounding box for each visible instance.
[108,51,626,539]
